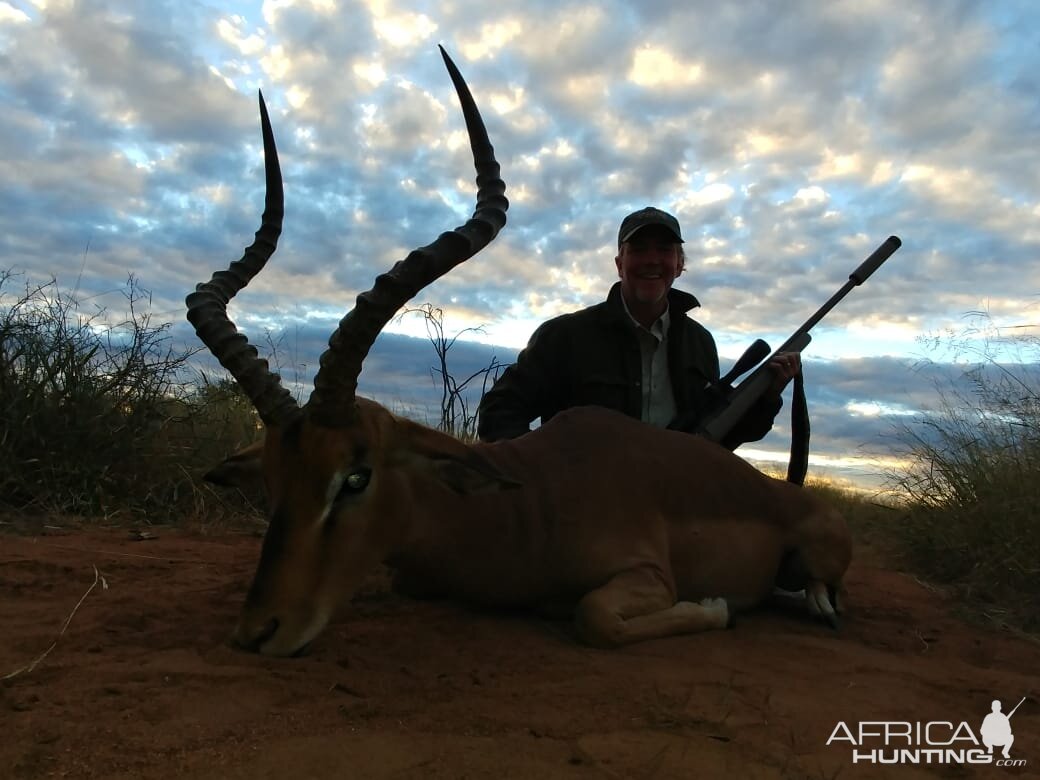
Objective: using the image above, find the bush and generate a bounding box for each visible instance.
[0,271,259,525]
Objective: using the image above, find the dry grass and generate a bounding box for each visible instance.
[878,325,1040,635]
[2,565,108,681]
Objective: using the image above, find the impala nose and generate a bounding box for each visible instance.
[234,617,279,653]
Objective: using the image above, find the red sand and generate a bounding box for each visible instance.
[2,528,1037,778]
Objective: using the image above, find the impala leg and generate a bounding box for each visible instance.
[574,566,729,648]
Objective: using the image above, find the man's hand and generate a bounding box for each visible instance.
[767,351,801,396]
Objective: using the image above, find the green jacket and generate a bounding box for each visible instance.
[476,283,781,449]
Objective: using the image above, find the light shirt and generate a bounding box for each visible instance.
[620,295,677,427]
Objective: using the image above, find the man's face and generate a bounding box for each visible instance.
[615,225,684,307]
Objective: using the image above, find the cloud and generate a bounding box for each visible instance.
[2,0,1039,487]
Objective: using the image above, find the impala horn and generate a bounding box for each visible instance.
[307,45,508,427]
[186,46,507,429]
[185,92,300,426]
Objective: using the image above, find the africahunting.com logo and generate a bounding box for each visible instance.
[826,696,1028,767]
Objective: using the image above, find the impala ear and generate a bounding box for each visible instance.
[204,440,265,489]
[396,420,521,495]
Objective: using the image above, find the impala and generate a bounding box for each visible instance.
[189,48,851,657]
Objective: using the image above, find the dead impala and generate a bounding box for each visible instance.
[189,47,851,657]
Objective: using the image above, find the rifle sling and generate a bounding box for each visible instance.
[786,370,810,485]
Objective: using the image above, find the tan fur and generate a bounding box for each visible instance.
[216,399,851,656]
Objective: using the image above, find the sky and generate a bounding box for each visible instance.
[2,0,1038,492]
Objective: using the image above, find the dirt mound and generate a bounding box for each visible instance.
[2,529,1037,778]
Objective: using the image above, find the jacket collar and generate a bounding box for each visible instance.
[602,282,700,326]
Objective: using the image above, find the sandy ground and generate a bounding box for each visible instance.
[1,527,1037,779]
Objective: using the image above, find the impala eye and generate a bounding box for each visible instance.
[339,468,371,498]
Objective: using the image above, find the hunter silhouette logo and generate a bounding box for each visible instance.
[826,695,1028,767]
[981,697,1025,760]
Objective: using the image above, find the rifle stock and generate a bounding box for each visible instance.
[696,236,901,445]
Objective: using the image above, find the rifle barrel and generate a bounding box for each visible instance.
[852,235,902,285]
[779,236,901,351]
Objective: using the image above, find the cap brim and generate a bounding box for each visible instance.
[620,224,684,244]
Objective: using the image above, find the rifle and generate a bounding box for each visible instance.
[696,236,902,450]
[1007,697,1027,720]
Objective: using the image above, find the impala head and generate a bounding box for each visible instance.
[188,47,509,657]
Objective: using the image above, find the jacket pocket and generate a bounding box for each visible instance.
[574,373,631,413]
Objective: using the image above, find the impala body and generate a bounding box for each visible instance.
[190,48,851,657]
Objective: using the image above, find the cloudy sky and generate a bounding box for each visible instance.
[2,0,1038,491]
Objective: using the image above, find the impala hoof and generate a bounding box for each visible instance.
[807,581,840,630]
